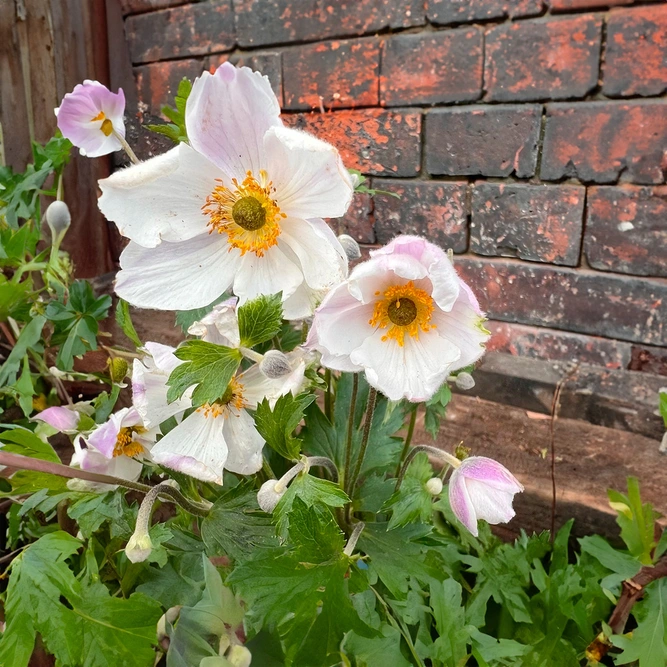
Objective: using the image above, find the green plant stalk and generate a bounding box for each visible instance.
[395,444,460,493]
[342,372,359,493]
[324,368,333,421]
[394,405,418,478]
[347,387,378,497]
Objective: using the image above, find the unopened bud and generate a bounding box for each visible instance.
[226,645,252,667]
[46,200,71,241]
[454,372,475,391]
[260,350,292,379]
[338,234,361,261]
[108,357,129,383]
[125,530,152,563]
[660,431,667,455]
[425,477,443,496]
[157,606,181,642]
[257,479,285,513]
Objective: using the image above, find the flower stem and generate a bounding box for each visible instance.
[324,368,333,421]
[394,405,418,478]
[307,456,339,482]
[347,387,377,497]
[113,129,140,165]
[262,456,276,480]
[394,444,460,492]
[342,373,359,493]
[343,521,365,556]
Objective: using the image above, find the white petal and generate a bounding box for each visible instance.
[98,144,216,248]
[240,352,307,409]
[264,125,354,219]
[151,409,229,484]
[221,408,264,475]
[189,299,240,347]
[185,64,281,179]
[116,235,240,311]
[314,297,374,360]
[143,342,182,373]
[448,468,478,536]
[281,281,326,320]
[464,478,517,526]
[348,253,428,304]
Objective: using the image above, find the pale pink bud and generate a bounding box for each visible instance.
[33,405,79,432]
[448,456,523,537]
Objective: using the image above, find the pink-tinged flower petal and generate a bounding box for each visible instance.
[458,457,524,494]
[88,413,122,458]
[185,64,281,180]
[56,80,125,157]
[33,406,79,431]
[188,298,240,347]
[465,479,517,525]
[448,468,478,536]
[72,437,142,485]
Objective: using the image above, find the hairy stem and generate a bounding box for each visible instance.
[394,405,418,478]
[343,521,365,556]
[324,368,333,422]
[347,387,377,497]
[395,444,460,492]
[342,373,359,493]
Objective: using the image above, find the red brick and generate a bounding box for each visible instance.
[427,0,543,25]
[234,0,424,48]
[120,0,187,15]
[126,1,235,64]
[470,183,584,266]
[207,52,283,106]
[629,345,667,376]
[380,29,482,107]
[284,109,421,177]
[328,192,374,244]
[425,105,541,178]
[372,180,468,251]
[135,59,205,117]
[487,321,632,369]
[603,6,667,98]
[540,101,667,185]
[455,258,667,345]
[283,38,379,111]
[584,186,667,277]
[484,16,601,103]
[549,0,633,11]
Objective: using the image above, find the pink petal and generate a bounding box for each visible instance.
[448,467,478,536]
[33,406,79,431]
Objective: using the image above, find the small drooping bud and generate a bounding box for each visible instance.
[338,234,362,261]
[257,479,285,513]
[260,350,292,379]
[125,529,152,563]
[46,200,71,243]
[425,477,443,496]
[226,645,252,667]
[108,357,129,383]
[454,372,475,391]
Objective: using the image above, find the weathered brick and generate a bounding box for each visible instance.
[549,0,633,11]
[284,109,421,177]
[485,16,601,102]
[283,38,379,110]
[135,59,205,116]
[425,105,541,178]
[487,321,632,369]
[584,186,667,277]
[327,192,374,244]
[540,101,667,185]
[427,0,543,25]
[372,180,468,251]
[455,257,667,345]
[470,183,584,266]
[126,1,234,64]
[207,52,283,106]
[603,6,667,98]
[629,345,667,376]
[120,0,187,15]
[380,29,482,107]
[233,0,424,48]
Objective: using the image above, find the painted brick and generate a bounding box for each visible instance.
[484,16,602,102]
[380,29,482,107]
[540,101,667,185]
[283,38,380,111]
[549,0,633,11]
[372,180,468,251]
[126,1,235,64]
[470,183,584,266]
[135,59,205,116]
[427,0,543,25]
[603,6,667,97]
[284,109,421,177]
[233,0,424,48]
[120,0,188,14]
[329,192,374,244]
[584,186,667,277]
[486,321,632,369]
[425,105,541,178]
[208,52,283,106]
[455,258,667,345]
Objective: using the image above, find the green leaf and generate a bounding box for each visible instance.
[15,355,34,416]
[115,298,142,348]
[659,389,667,428]
[286,497,345,563]
[201,481,278,561]
[429,578,470,665]
[0,275,32,321]
[613,578,667,667]
[237,293,283,348]
[345,625,412,667]
[579,534,642,588]
[0,426,60,462]
[382,452,434,529]
[67,492,126,538]
[0,315,45,386]
[174,293,229,334]
[167,340,242,406]
[254,392,315,461]
[93,384,122,423]
[470,629,529,664]
[146,78,193,144]
[423,383,452,439]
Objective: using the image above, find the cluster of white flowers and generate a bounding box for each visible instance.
[48,63,522,537]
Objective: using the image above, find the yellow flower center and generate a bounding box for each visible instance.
[203,171,286,257]
[113,426,146,458]
[197,377,247,418]
[91,111,114,137]
[369,281,436,346]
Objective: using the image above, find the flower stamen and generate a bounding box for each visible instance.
[197,377,247,418]
[113,426,146,458]
[91,110,114,137]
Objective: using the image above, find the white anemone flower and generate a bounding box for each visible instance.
[307,235,491,402]
[98,63,352,319]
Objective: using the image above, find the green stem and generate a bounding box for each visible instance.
[394,405,418,478]
[347,387,377,497]
[324,368,333,421]
[342,373,359,493]
[262,456,276,480]
[395,444,461,493]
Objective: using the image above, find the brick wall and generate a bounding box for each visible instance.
[120,0,667,373]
